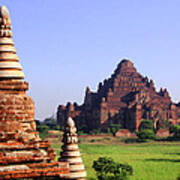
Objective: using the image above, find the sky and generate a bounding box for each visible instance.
[1,0,180,120]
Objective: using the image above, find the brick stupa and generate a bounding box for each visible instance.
[0,6,69,179]
[59,117,86,179]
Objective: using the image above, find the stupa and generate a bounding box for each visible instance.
[59,117,86,179]
[0,6,69,179]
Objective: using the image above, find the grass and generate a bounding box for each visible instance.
[51,138,180,180]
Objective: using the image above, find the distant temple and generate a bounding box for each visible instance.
[57,59,180,132]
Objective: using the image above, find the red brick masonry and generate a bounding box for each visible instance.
[0,80,70,179]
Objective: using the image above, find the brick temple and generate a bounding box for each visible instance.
[0,6,71,179]
[57,59,180,132]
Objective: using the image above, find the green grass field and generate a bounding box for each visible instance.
[51,138,180,180]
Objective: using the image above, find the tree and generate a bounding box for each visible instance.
[44,118,60,130]
[36,117,60,139]
[36,123,50,139]
[169,124,180,140]
[136,129,156,141]
[92,157,133,180]
[138,119,154,131]
[109,124,121,136]
[156,119,171,130]
[137,119,156,142]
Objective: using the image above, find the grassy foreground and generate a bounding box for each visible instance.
[51,139,180,180]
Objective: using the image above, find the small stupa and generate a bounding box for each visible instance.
[0,5,69,179]
[59,117,87,179]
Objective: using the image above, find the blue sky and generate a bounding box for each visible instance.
[1,0,180,120]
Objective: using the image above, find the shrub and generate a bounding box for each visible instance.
[156,119,171,130]
[36,124,50,139]
[137,120,156,142]
[137,129,156,142]
[169,124,180,140]
[109,124,121,136]
[92,157,133,180]
[44,118,59,130]
[138,119,154,131]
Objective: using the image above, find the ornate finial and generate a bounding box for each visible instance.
[0,6,12,37]
[67,117,75,127]
[63,117,78,144]
[0,5,24,79]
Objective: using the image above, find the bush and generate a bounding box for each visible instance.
[138,119,154,131]
[36,118,61,139]
[169,124,180,140]
[137,129,156,142]
[36,124,50,139]
[109,124,121,136]
[156,119,171,131]
[92,157,133,180]
[44,118,60,130]
[137,120,156,142]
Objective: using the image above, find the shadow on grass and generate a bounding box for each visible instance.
[155,136,180,142]
[124,138,138,143]
[145,158,180,163]
[164,153,180,155]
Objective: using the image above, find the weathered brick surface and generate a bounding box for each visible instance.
[0,165,69,180]
[0,80,70,179]
[0,5,70,179]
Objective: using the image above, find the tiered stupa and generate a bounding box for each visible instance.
[59,117,86,179]
[0,6,24,79]
[0,6,69,179]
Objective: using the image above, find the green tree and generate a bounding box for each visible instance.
[92,157,133,180]
[136,129,156,141]
[156,119,171,130]
[44,117,60,130]
[169,124,180,139]
[138,119,154,131]
[109,124,121,136]
[137,119,156,142]
[36,123,50,139]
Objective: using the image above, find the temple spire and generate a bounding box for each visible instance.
[0,5,24,79]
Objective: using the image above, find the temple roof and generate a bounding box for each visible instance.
[114,58,136,74]
[118,58,134,68]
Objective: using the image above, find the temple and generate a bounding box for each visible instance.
[57,59,180,132]
[0,6,70,179]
